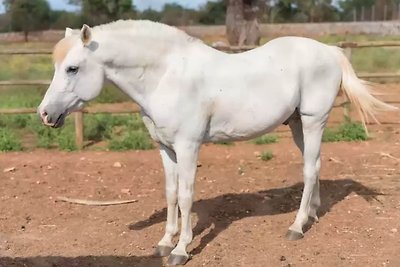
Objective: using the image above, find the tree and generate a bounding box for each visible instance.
[67,0,135,25]
[139,8,162,22]
[49,10,84,29]
[3,0,50,41]
[158,3,199,26]
[297,0,339,22]
[270,0,339,23]
[338,0,375,21]
[226,0,261,46]
[198,0,227,25]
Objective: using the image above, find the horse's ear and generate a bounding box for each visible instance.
[65,27,73,38]
[80,24,92,46]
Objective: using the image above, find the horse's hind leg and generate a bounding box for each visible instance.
[286,113,327,240]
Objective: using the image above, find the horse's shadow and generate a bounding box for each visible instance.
[129,179,381,256]
[0,255,162,267]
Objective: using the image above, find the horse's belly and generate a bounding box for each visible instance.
[205,104,294,142]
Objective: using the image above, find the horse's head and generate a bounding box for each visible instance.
[38,25,104,128]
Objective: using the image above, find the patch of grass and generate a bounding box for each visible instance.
[108,130,154,151]
[323,121,368,142]
[260,150,273,161]
[28,117,77,150]
[252,134,278,145]
[56,128,77,151]
[0,128,22,152]
[84,114,115,141]
[107,114,154,151]
[95,85,129,103]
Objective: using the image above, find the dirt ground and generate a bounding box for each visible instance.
[0,132,400,267]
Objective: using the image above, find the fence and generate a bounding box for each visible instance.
[1,41,400,149]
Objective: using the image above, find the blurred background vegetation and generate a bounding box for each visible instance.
[1,1,400,34]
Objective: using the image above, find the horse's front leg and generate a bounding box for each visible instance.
[167,141,200,266]
[154,144,179,257]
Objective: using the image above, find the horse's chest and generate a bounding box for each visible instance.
[141,114,174,146]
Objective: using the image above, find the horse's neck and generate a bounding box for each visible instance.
[98,31,190,112]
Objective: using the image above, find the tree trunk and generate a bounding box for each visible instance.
[226,0,260,46]
[23,30,29,42]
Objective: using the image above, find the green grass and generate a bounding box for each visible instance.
[260,150,274,161]
[252,134,278,145]
[0,128,22,152]
[108,130,154,151]
[323,121,368,142]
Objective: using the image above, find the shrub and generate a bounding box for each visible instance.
[260,150,273,161]
[322,121,368,142]
[0,128,22,152]
[252,134,278,145]
[108,130,154,151]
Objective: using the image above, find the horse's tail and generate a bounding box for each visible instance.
[329,46,397,133]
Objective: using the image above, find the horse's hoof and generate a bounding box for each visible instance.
[286,230,304,240]
[167,254,189,266]
[309,215,319,223]
[154,245,174,257]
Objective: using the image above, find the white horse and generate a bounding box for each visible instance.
[37,20,395,265]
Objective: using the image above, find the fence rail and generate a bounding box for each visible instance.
[2,40,400,149]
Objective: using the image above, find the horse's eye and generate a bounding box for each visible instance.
[66,66,79,74]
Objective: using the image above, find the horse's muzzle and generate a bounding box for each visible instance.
[40,111,66,128]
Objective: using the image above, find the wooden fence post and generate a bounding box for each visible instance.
[74,111,84,150]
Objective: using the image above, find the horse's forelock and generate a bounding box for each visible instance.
[53,37,76,65]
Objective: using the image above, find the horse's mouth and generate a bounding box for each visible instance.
[51,112,67,128]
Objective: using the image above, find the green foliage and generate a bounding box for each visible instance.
[108,130,154,151]
[84,114,114,141]
[272,0,340,23]
[56,128,77,151]
[95,85,128,103]
[68,0,135,25]
[34,125,57,148]
[107,114,154,151]
[139,8,162,21]
[0,127,22,152]
[49,10,83,29]
[322,121,368,142]
[0,114,32,129]
[28,117,77,150]
[198,1,226,25]
[252,134,278,145]
[4,0,51,41]
[260,150,273,161]
[0,55,52,81]
[338,0,375,20]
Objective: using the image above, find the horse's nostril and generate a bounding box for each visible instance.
[41,111,53,124]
